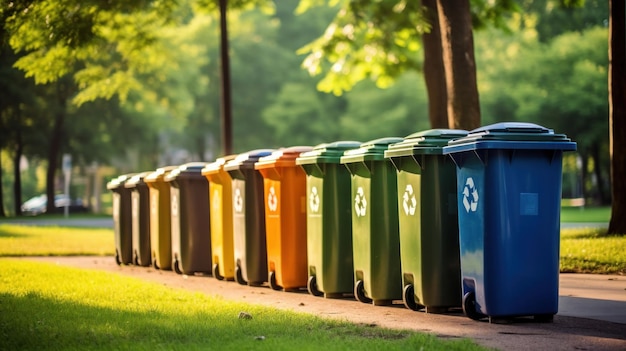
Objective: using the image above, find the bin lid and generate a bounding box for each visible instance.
[202,155,237,176]
[223,149,275,172]
[295,141,361,165]
[124,171,152,188]
[340,137,403,163]
[165,162,208,182]
[384,129,468,158]
[106,173,135,190]
[443,122,577,153]
[145,166,177,183]
[255,146,313,169]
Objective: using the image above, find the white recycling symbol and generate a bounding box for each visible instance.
[354,186,367,217]
[268,185,278,212]
[212,189,220,210]
[402,184,417,216]
[234,188,243,213]
[309,186,320,213]
[462,177,479,213]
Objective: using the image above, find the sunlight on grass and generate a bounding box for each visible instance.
[560,228,626,274]
[0,225,114,257]
[0,259,484,351]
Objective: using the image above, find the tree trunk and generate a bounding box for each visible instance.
[13,120,23,216]
[421,0,448,129]
[45,85,67,215]
[591,143,610,205]
[0,154,5,217]
[436,0,481,130]
[608,0,626,234]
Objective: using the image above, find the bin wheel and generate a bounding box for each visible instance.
[307,276,323,297]
[115,253,122,266]
[235,265,247,286]
[402,284,423,311]
[534,314,554,323]
[133,254,139,266]
[354,280,372,304]
[268,271,281,291]
[153,259,160,270]
[462,291,485,321]
[213,264,225,281]
[173,259,183,275]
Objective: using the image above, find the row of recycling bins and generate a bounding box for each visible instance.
[108,123,576,322]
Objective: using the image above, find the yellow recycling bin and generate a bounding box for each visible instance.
[145,166,177,270]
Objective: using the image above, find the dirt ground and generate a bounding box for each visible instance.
[24,256,626,351]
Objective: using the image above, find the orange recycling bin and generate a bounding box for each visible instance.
[255,146,313,291]
[202,155,236,281]
[145,166,177,270]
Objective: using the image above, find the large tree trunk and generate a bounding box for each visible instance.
[421,0,448,129]
[12,121,23,216]
[45,85,67,215]
[608,0,626,234]
[436,0,481,130]
[0,154,5,217]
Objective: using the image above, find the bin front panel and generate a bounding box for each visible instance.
[169,184,182,266]
[178,176,212,274]
[396,169,423,294]
[131,186,151,266]
[209,180,234,279]
[112,189,132,264]
[231,179,248,280]
[455,148,563,317]
[264,178,283,281]
[148,181,172,270]
[351,174,373,297]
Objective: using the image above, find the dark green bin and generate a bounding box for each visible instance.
[125,172,153,267]
[107,173,135,265]
[385,129,468,312]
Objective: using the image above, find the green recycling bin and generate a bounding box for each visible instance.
[202,155,236,281]
[145,166,177,270]
[125,171,153,267]
[107,173,135,265]
[385,129,468,313]
[224,149,274,286]
[296,141,361,298]
[165,162,212,275]
[341,137,403,306]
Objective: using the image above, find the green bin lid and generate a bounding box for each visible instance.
[255,146,313,169]
[340,137,403,164]
[444,122,577,153]
[223,149,275,172]
[384,129,468,158]
[296,141,361,165]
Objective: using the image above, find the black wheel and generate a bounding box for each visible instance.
[173,259,183,274]
[268,271,281,291]
[133,254,139,266]
[462,291,485,321]
[213,263,225,281]
[235,265,247,285]
[115,253,122,266]
[534,314,554,323]
[354,280,372,304]
[402,284,423,311]
[153,259,159,270]
[307,275,323,297]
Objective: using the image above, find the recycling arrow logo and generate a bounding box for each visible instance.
[234,188,243,213]
[402,184,417,216]
[267,185,278,212]
[354,186,367,217]
[462,177,479,213]
[309,186,320,213]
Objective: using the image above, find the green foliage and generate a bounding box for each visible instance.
[0,259,486,350]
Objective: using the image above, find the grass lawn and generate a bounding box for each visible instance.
[560,228,626,274]
[0,259,484,351]
[560,206,611,223]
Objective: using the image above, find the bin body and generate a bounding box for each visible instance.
[443,122,576,320]
[125,172,152,267]
[107,174,135,265]
[341,137,404,305]
[256,146,313,291]
[224,150,274,286]
[202,156,236,280]
[385,129,467,312]
[165,162,211,275]
[145,166,177,270]
[296,141,360,297]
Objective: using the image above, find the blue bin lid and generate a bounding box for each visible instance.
[223,149,275,171]
[384,129,468,158]
[296,141,361,165]
[443,122,577,153]
[340,137,404,163]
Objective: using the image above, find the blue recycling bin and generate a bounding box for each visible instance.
[443,122,576,322]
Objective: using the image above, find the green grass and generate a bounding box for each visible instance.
[560,228,626,274]
[560,206,610,223]
[0,224,114,257]
[0,259,485,351]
